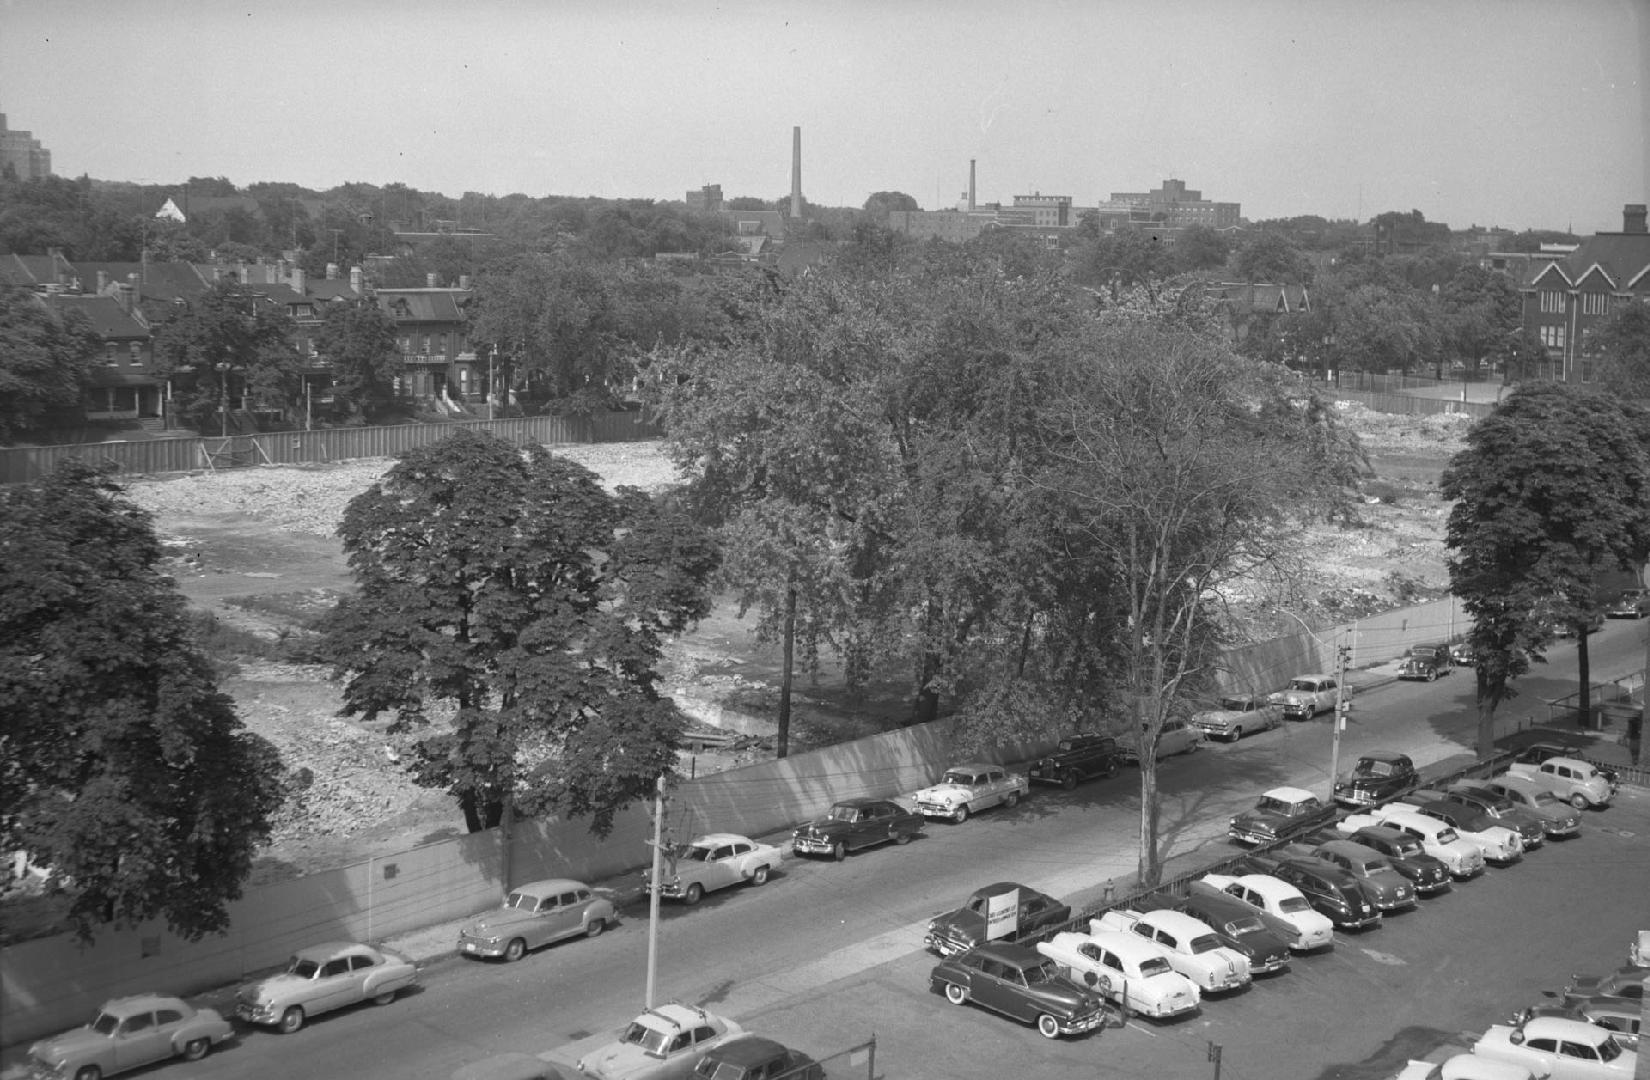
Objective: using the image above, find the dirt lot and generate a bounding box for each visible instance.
[117,401,1470,882]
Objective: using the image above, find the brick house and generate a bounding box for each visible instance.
[46,288,164,425]
[372,285,479,409]
[1522,203,1650,382]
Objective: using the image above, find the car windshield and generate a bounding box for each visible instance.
[1227,917,1264,935]
[1356,761,1394,777]
[1597,1038,1623,1062]
[1435,827,1459,843]
[288,958,321,978]
[1023,959,1063,985]
[1357,859,1388,873]
[682,845,714,862]
[1188,934,1223,954]
[620,1022,671,1057]
[1139,957,1174,977]
[1278,897,1311,914]
[1058,739,1078,751]
[1532,791,1562,807]
[90,1012,120,1035]
[826,805,860,822]
[1255,796,1298,814]
[942,771,975,785]
[1219,697,1254,711]
[1287,679,1318,691]
[1389,839,1422,857]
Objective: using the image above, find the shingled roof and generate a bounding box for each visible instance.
[1528,231,1650,292]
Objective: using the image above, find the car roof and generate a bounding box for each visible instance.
[1136,909,1216,937]
[1316,839,1382,860]
[1350,825,1409,844]
[1262,785,1318,802]
[635,1003,719,1032]
[1289,673,1335,682]
[293,941,375,961]
[830,797,885,808]
[1379,807,1449,832]
[1515,1016,1618,1043]
[961,941,1045,967]
[100,994,189,1014]
[1359,750,1412,764]
[1083,929,1170,962]
[1231,874,1297,896]
[512,879,589,896]
[1535,756,1593,770]
[1485,776,1543,796]
[702,1035,790,1068]
[687,833,753,846]
[974,881,1037,899]
[945,762,1001,772]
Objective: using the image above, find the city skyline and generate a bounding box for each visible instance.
[0,0,1644,235]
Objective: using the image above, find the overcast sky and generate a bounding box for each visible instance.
[1,0,1644,234]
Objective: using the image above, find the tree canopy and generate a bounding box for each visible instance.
[1591,299,1650,400]
[313,302,404,419]
[320,429,720,835]
[0,462,284,940]
[0,288,100,443]
[149,281,300,431]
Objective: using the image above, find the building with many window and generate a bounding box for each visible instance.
[1107,179,1240,229]
[0,110,52,180]
[1521,203,1650,381]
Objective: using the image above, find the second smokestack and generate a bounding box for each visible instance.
[969,159,976,211]
[790,126,803,219]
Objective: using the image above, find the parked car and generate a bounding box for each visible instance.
[1398,643,1454,681]
[1517,1000,1643,1052]
[1512,743,1620,796]
[1439,783,1547,849]
[1118,718,1203,764]
[452,1052,574,1080]
[925,881,1071,957]
[929,942,1113,1039]
[1334,751,1418,808]
[690,1036,823,1080]
[235,940,419,1033]
[576,1004,745,1080]
[1482,776,1584,839]
[1396,1052,1542,1080]
[1604,589,1650,619]
[644,834,783,905]
[1027,734,1124,789]
[1563,968,1647,1010]
[28,994,234,1079]
[1308,839,1417,911]
[1472,1015,1636,1079]
[1328,824,1453,895]
[457,880,615,962]
[1398,794,1525,865]
[912,763,1029,823]
[1228,786,1338,846]
[1036,930,1202,1018]
[1091,909,1252,993]
[1199,872,1336,951]
[1344,807,1486,880]
[1549,610,1606,638]
[1449,641,1479,668]
[791,797,922,860]
[1190,694,1284,742]
[1134,884,1293,974]
[1503,758,1614,810]
[1277,674,1339,721]
[1235,852,1382,929]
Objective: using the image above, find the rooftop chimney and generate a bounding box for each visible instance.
[969,159,976,211]
[426,272,439,288]
[790,126,803,220]
[326,262,340,280]
[292,267,306,296]
[1625,203,1648,234]
[350,266,363,293]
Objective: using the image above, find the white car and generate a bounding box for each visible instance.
[1036,929,1202,1019]
[1200,872,1335,951]
[1473,1016,1636,1079]
[912,763,1029,823]
[1090,909,1251,993]
[1343,807,1486,880]
[1118,718,1203,762]
[576,1003,746,1080]
[643,834,783,905]
[1396,797,1524,865]
[1394,1052,1543,1080]
[234,941,419,1034]
[1277,674,1339,721]
[1191,694,1284,742]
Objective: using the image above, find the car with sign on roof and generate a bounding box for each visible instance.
[457,879,615,962]
[1036,929,1202,1018]
[912,763,1029,823]
[28,994,234,1080]
[576,1003,745,1080]
[235,940,419,1033]
[790,797,922,861]
[924,881,1070,957]
[929,941,1113,1039]
[644,834,783,906]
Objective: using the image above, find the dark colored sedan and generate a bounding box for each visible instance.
[930,942,1113,1039]
[791,797,922,860]
[1240,853,1382,930]
[1441,782,1546,849]
[1331,825,1452,895]
[692,1036,823,1080]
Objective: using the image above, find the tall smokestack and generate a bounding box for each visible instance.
[969,159,976,211]
[790,126,803,219]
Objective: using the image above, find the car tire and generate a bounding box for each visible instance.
[1426,669,1437,682]
[893,829,912,845]
[586,917,605,938]
[372,989,398,1006]
[1004,791,1020,809]
[953,803,970,823]
[73,1067,101,1080]
[1229,727,1242,742]
[278,1006,305,1035]
[1061,772,1077,791]
[1570,793,1590,810]
[503,938,527,963]
[1036,1014,1061,1039]
[685,883,705,905]
[182,1039,211,1062]
[944,982,969,1006]
[751,865,770,886]
[831,841,847,861]
[1104,760,1119,779]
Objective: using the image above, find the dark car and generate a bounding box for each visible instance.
[1397,643,1452,681]
[1239,853,1382,930]
[691,1035,823,1080]
[1136,886,1293,975]
[1439,782,1546,849]
[1333,751,1417,808]
[925,882,1072,957]
[1403,794,1524,866]
[1563,966,1648,1011]
[930,942,1113,1039]
[1605,588,1650,619]
[1228,786,1338,846]
[1027,734,1124,790]
[1307,839,1416,911]
[791,798,922,861]
[1448,640,1477,667]
[1329,825,1452,895]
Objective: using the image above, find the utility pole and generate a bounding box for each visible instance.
[644,774,667,1009]
[1208,1041,1223,1080]
[1329,642,1351,799]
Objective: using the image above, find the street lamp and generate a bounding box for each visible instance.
[215,362,231,437]
[488,345,496,422]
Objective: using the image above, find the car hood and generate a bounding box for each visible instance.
[239,972,319,1002]
[928,908,985,939]
[796,818,853,837]
[1231,809,1286,833]
[1192,710,1244,726]
[30,1029,104,1063]
[579,1041,661,1080]
[915,783,969,801]
[461,909,536,936]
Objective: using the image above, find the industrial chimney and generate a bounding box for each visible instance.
[968,159,976,211]
[1625,203,1648,234]
[790,126,803,219]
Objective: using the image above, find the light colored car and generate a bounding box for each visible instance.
[1037,929,1202,1018]
[1483,776,1583,839]
[1396,795,1524,865]
[1200,872,1335,951]
[28,994,234,1079]
[1394,1052,1542,1080]
[458,879,616,961]
[235,940,418,1034]
[1191,694,1283,742]
[644,834,783,905]
[1119,719,1204,763]
[1277,674,1339,721]
[1344,807,1486,880]
[1091,909,1251,993]
[1504,758,1613,810]
[1472,1016,1636,1079]
[912,763,1029,823]
[576,1003,746,1080]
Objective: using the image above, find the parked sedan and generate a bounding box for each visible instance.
[690,1035,823,1080]
[1190,694,1283,742]
[28,995,234,1080]
[791,797,922,860]
[1309,839,1417,911]
[1118,719,1203,764]
[930,942,1113,1039]
[1440,783,1547,849]
[1037,930,1202,1018]
[1563,968,1647,1010]
[1399,795,1524,865]
[457,879,616,962]
[1345,807,1487,880]
[576,1003,744,1080]
[1327,825,1453,895]
[925,882,1071,957]
[1472,1015,1637,1079]
[235,941,418,1034]
[1090,909,1252,994]
[1517,1000,1643,1052]
[1201,872,1335,951]
[1136,883,1293,974]
[912,763,1029,823]
[644,834,783,905]
[1482,777,1583,839]
[1604,589,1650,618]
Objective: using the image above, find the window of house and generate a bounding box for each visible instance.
[398,335,410,353]
[128,343,143,366]
[1581,293,1610,316]
[1539,291,1565,314]
[421,334,432,354]
[1539,325,1567,349]
[105,343,118,365]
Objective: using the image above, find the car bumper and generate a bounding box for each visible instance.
[1330,911,1381,929]
[1450,859,1486,880]
[1373,892,1416,911]
[1192,724,1234,739]
[1542,819,1582,838]
[1289,930,1335,952]
[1051,1008,1110,1035]
[1246,954,1290,974]
[915,803,960,819]
[925,933,974,956]
[1412,876,1453,895]
[1334,790,1377,808]
[236,1002,283,1024]
[1203,970,1252,992]
[792,837,837,855]
[458,936,510,957]
[1281,707,1312,720]
[1136,994,1201,1018]
[1227,827,1274,845]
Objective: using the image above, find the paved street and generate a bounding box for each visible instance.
[7,619,1646,1080]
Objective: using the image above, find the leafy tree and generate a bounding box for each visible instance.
[1319,277,1436,373]
[1070,229,1170,294]
[150,281,300,431]
[320,429,720,835]
[0,290,100,443]
[313,302,404,419]
[0,462,284,940]
[1442,383,1650,757]
[862,191,920,220]
[724,196,768,211]
[1590,299,1650,400]
[1231,231,1313,284]
[1437,265,1521,372]
[1171,225,1231,274]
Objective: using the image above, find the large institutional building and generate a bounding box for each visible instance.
[0,110,52,181]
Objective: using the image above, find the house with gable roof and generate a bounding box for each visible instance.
[372,283,479,408]
[1521,203,1650,381]
[46,289,164,425]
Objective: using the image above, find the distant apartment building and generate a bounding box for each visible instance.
[885,208,998,242]
[0,110,52,180]
[1521,203,1650,382]
[1012,193,1072,228]
[686,184,724,212]
[1107,179,1239,229]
